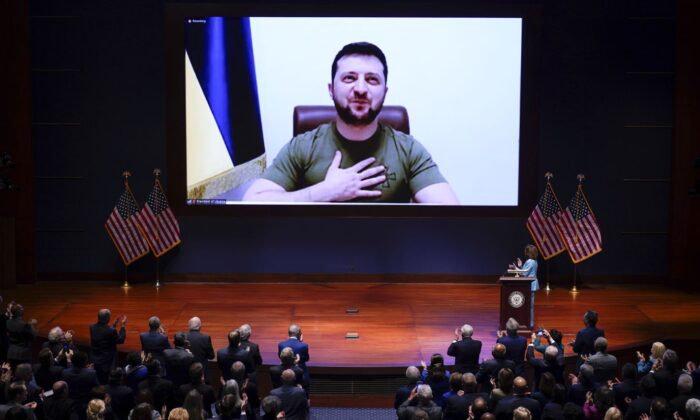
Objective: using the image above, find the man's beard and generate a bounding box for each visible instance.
[333,97,384,127]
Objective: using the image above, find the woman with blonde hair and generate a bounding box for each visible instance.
[636,341,666,374]
[87,399,106,420]
[168,408,189,420]
[603,407,622,420]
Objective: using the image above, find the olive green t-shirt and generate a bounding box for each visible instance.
[262,122,446,203]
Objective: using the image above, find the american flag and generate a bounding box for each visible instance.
[105,186,150,266]
[526,182,566,260]
[556,186,603,263]
[135,179,181,257]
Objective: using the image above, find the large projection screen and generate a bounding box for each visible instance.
[165,3,540,217]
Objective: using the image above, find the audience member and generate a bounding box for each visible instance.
[570,310,604,370]
[494,377,540,420]
[140,317,170,372]
[260,395,283,420]
[496,318,527,376]
[137,360,173,413]
[269,369,308,420]
[603,407,622,420]
[623,374,655,420]
[89,309,126,384]
[0,382,37,420]
[394,366,421,411]
[105,368,134,420]
[6,304,37,370]
[185,318,215,385]
[125,352,148,393]
[162,332,194,388]
[477,344,516,393]
[33,347,64,391]
[612,363,639,413]
[397,384,442,420]
[582,386,615,420]
[178,363,214,418]
[62,350,100,405]
[41,381,80,420]
[167,408,188,420]
[86,399,106,420]
[229,362,259,413]
[652,349,682,401]
[585,337,617,383]
[277,325,309,388]
[568,364,599,407]
[182,390,204,420]
[542,384,567,420]
[216,331,253,382]
[269,348,303,390]
[527,341,565,388]
[447,324,482,374]
[670,374,694,420]
[637,342,666,375]
[238,324,263,372]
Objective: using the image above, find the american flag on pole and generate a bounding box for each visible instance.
[135,174,181,257]
[105,181,150,266]
[556,185,603,263]
[526,181,566,260]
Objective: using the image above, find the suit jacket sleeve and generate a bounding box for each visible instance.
[573,331,583,354]
[447,341,457,357]
[115,326,126,344]
[205,336,214,360]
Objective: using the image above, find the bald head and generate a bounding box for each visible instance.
[493,343,507,358]
[281,369,296,385]
[513,376,529,395]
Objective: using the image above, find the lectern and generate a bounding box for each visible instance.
[497,276,534,330]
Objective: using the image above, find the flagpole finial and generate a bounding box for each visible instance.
[122,171,132,186]
[544,172,554,181]
[153,168,161,178]
[576,174,586,184]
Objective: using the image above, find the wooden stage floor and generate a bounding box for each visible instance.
[6,281,700,369]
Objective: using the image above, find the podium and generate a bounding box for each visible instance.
[497,276,534,330]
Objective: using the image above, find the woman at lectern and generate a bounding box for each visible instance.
[514,244,539,328]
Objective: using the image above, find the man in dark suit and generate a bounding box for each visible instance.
[104,368,134,420]
[624,374,655,420]
[6,304,37,370]
[270,347,304,389]
[443,373,488,420]
[394,366,421,411]
[397,384,443,420]
[139,316,170,372]
[41,381,80,420]
[216,330,254,382]
[652,349,682,401]
[186,317,215,384]
[494,377,541,420]
[177,363,216,417]
[447,324,482,374]
[162,332,194,388]
[477,343,516,393]
[0,382,37,420]
[89,309,126,384]
[239,324,263,370]
[277,324,310,387]
[496,318,527,376]
[612,363,639,413]
[567,363,598,407]
[137,359,174,412]
[526,342,565,388]
[61,351,100,405]
[270,369,308,420]
[569,310,605,369]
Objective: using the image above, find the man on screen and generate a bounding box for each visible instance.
[242,41,459,204]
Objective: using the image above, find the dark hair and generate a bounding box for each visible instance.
[131,403,153,420]
[651,397,668,419]
[449,372,462,392]
[262,395,282,416]
[90,385,107,401]
[621,362,637,380]
[640,374,656,398]
[562,402,584,420]
[189,362,204,385]
[5,406,28,420]
[584,310,598,327]
[173,331,188,347]
[145,359,161,376]
[38,348,53,367]
[227,330,241,347]
[331,42,388,82]
[539,372,556,399]
[183,389,204,420]
[72,351,88,368]
[8,382,27,401]
[109,367,124,385]
[552,384,567,405]
[549,329,563,345]
[126,351,142,367]
[593,386,614,412]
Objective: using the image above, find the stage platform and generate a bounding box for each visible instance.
[5,281,700,406]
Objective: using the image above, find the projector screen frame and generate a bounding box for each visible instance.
[165,1,542,218]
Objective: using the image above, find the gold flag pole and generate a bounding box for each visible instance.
[543,172,554,292]
[153,168,162,288]
[122,171,132,289]
[570,174,586,293]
